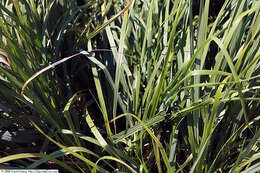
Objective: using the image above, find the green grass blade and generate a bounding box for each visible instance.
[0,153,79,173]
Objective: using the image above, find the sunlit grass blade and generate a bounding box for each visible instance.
[30,120,109,172]
[0,153,78,173]
[27,146,99,169]
[63,92,83,147]
[93,156,137,173]
[111,113,173,172]
[85,108,108,148]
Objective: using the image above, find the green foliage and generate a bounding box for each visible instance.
[0,0,259,172]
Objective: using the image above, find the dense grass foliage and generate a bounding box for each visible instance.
[0,0,259,172]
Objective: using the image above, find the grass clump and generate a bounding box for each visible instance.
[0,0,259,172]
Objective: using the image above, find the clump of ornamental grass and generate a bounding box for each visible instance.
[0,0,259,172]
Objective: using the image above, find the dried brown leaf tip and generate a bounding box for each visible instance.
[0,49,10,68]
